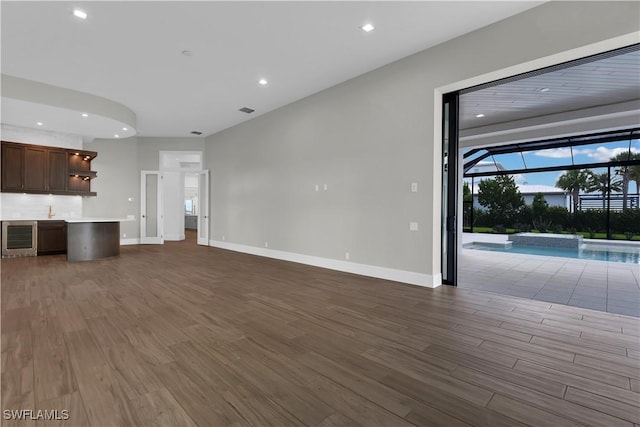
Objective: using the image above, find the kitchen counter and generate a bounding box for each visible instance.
[65,218,129,223]
[66,220,121,262]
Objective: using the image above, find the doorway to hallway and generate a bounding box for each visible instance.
[140,151,210,246]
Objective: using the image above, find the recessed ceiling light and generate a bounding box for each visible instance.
[114,134,120,138]
[73,9,87,20]
[258,78,268,86]
[361,23,375,33]
[36,122,44,126]
[81,113,88,117]
[239,107,255,114]
[540,87,550,92]
[475,113,485,118]
[122,127,128,131]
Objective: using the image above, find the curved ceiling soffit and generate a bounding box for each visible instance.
[1,74,137,140]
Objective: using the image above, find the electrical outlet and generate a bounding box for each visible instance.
[315,184,319,192]
[411,182,418,192]
[222,235,226,241]
[324,183,328,191]
[345,252,350,260]
[123,233,127,238]
[264,242,269,248]
[409,222,419,231]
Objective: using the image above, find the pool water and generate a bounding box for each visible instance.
[465,243,640,264]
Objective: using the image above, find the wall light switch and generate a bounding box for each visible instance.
[409,222,419,231]
[128,197,134,202]
[411,182,418,193]
[323,184,328,191]
[315,184,319,192]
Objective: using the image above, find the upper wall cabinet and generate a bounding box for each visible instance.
[0,141,97,196]
[24,145,47,191]
[1,143,24,191]
[48,149,69,192]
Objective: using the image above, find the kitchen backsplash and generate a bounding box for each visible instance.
[1,193,82,220]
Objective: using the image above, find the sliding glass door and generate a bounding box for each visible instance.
[442,92,459,285]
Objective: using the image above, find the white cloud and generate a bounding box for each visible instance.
[534,146,639,162]
[534,148,572,158]
[579,146,639,162]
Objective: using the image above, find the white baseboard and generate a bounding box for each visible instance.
[164,234,185,241]
[209,240,442,288]
[120,238,140,246]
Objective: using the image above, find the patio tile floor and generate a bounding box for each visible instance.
[459,233,640,317]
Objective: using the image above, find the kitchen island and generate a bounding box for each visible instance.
[1,217,126,261]
[66,219,121,262]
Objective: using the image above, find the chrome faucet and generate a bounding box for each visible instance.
[48,205,55,219]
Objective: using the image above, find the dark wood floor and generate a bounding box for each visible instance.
[2,232,639,426]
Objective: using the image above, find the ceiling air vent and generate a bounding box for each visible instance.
[190,131,202,135]
[239,107,255,114]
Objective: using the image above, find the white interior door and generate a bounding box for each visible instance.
[197,170,210,246]
[140,171,163,244]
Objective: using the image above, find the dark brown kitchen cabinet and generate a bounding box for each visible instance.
[24,146,47,191]
[1,143,24,191]
[1,141,96,196]
[37,221,67,255]
[48,149,68,192]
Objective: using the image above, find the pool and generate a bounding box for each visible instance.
[464,242,640,264]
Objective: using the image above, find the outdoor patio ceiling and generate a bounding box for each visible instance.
[459,44,640,131]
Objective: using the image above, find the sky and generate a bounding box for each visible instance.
[465,138,640,194]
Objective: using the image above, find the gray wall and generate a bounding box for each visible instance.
[84,137,139,240]
[205,1,640,282]
[84,136,205,240]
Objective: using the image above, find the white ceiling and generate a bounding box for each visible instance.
[1,1,542,139]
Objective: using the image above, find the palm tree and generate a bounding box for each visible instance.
[586,172,623,209]
[556,169,592,213]
[610,152,640,211]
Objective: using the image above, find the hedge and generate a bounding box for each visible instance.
[471,206,640,235]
